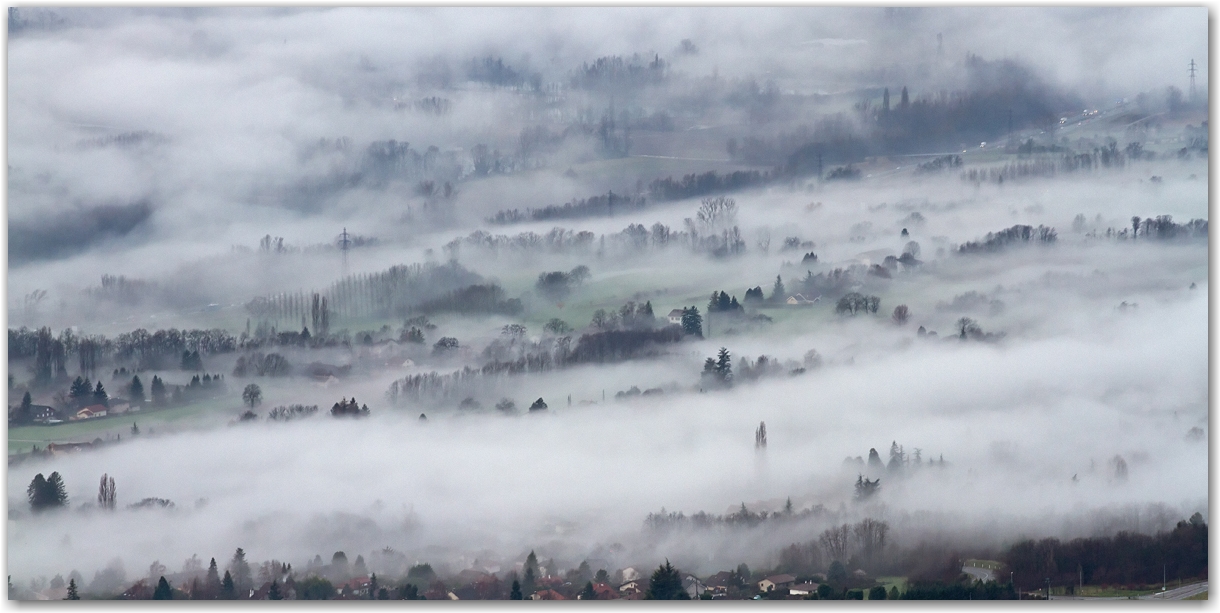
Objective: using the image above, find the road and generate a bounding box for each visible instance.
[1047,581,1207,601]
[962,566,995,583]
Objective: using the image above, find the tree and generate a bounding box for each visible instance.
[17,391,32,423]
[681,306,703,337]
[827,560,848,589]
[221,570,235,599]
[268,579,282,600]
[129,376,144,403]
[855,475,881,501]
[131,422,140,435]
[150,376,166,405]
[98,474,116,510]
[543,318,572,335]
[772,275,786,302]
[716,347,732,384]
[645,560,690,600]
[1131,216,1141,239]
[580,581,596,600]
[27,472,69,512]
[153,576,173,600]
[956,317,981,339]
[206,558,222,598]
[242,384,262,408]
[820,524,852,563]
[892,305,910,325]
[298,577,334,600]
[93,381,108,406]
[509,580,523,600]
[69,376,91,406]
[229,548,252,592]
[528,398,548,411]
[65,579,80,600]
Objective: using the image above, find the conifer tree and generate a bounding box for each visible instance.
[65,579,79,600]
[221,570,235,599]
[153,576,172,600]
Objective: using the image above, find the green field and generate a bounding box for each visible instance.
[875,576,907,596]
[1185,591,1207,600]
[9,396,241,454]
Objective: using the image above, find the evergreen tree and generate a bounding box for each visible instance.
[268,580,282,600]
[367,573,377,600]
[37,472,68,508]
[772,275,785,302]
[681,306,703,337]
[92,381,108,406]
[150,376,166,405]
[65,578,79,600]
[69,376,91,407]
[715,347,733,383]
[129,376,144,403]
[153,576,172,600]
[645,560,690,600]
[221,570,235,599]
[205,558,222,598]
[509,580,523,600]
[131,422,140,436]
[229,548,252,592]
[580,581,596,600]
[18,391,32,423]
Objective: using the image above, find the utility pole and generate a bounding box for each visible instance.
[1189,59,1197,102]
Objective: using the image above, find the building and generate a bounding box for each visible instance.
[786,293,820,305]
[758,574,796,593]
[75,405,108,420]
[667,309,685,325]
[789,583,820,597]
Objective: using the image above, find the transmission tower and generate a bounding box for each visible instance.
[338,227,351,274]
[1188,59,1197,102]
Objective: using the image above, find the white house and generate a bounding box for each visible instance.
[667,309,685,325]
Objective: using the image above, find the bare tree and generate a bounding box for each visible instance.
[852,518,889,566]
[818,524,852,563]
[892,305,910,325]
[755,422,767,449]
[97,474,116,510]
[696,196,738,234]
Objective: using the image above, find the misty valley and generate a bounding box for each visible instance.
[5,7,1209,602]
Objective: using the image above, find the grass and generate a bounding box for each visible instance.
[1074,585,1161,598]
[9,396,240,454]
[875,577,907,595]
[1185,591,1207,600]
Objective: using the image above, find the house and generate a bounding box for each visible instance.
[590,582,619,600]
[530,589,566,600]
[667,309,685,325]
[789,583,820,597]
[75,405,108,420]
[786,294,820,305]
[618,578,646,598]
[681,573,706,599]
[758,574,796,593]
[30,405,59,423]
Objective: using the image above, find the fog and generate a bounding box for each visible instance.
[6,6,1207,596]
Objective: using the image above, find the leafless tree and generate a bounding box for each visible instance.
[97,473,116,510]
[755,422,767,449]
[853,518,889,566]
[696,196,738,234]
[819,524,852,562]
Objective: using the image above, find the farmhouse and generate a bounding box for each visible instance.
[758,574,796,593]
